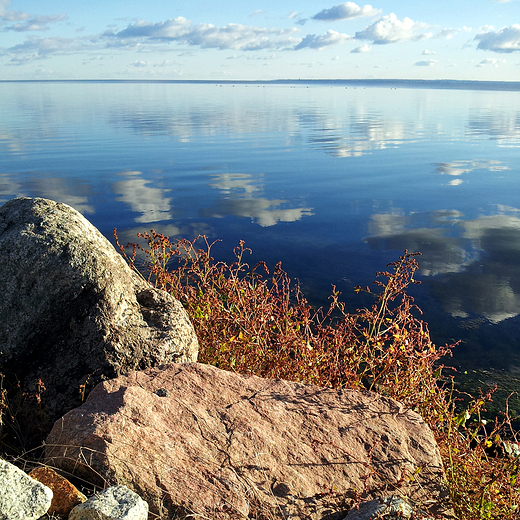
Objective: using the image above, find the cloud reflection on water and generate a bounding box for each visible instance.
[436,159,510,185]
[0,174,95,214]
[0,131,25,156]
[0,173,23,206]
[365,206,520,323]
[208,173,262,196]
[111,170,173,223]
[106,89,423,160]
[467,108,520,147]
[298,107,409,157]
[102,87,520,162]
[28,177,95,215]
[114,221,214,270]
[201,173,313,227]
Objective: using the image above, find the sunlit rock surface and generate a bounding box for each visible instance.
[0,458,52,520]
[46,362,452,519]
[0,197,198,447]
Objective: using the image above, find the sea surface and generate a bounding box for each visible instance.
[1,79,520,377]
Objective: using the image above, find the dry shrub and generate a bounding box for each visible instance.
[115,230,520,520]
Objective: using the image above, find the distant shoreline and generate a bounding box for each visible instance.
[1,78,520,92]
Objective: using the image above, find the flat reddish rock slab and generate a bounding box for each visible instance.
[46,363,450,519]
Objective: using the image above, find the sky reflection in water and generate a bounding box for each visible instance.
[1,81,519,370]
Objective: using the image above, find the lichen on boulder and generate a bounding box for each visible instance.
[0,197,198,447]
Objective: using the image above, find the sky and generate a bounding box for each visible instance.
[0,0,519,81]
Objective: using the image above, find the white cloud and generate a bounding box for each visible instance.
[478,57,507,66]
[107,17,189,39]
[354,13,432,44]
[475,24,520,53]
[351,44,371,53]
[3,14,67,32]
[414,59,437,66]
[0,0,29,22]
[294,30,351,50]
[3,36,80,64]
[312,2,381,22]
[105,18,300,51]
[1,1,66,33]
[154,60,173,67]
[422,49,435,55]
[436,28,463,39]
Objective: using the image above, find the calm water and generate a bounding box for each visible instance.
[1,80,520,373]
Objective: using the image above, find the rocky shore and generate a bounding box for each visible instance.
[0,197,454,519]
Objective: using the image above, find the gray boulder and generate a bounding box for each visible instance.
[0,197,198,448]
[0,458,53,520]
[69,486,148,520]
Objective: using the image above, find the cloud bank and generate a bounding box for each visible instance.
[0,3,517,71]
[104,17,300,51]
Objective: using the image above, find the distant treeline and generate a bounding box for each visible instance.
[2,78,520,92]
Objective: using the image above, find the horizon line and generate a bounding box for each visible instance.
[1,78,519,91]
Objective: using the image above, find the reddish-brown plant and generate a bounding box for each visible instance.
[114,230,520,520]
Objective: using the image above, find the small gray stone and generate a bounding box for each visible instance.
[0,458,53,520]
[343,496,433,520]
[68,485,148,520]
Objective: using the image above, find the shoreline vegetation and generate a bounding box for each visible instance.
[1,78,520,92]
[114,229,520,520]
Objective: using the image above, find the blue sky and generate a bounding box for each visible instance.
[0,0,519,80]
